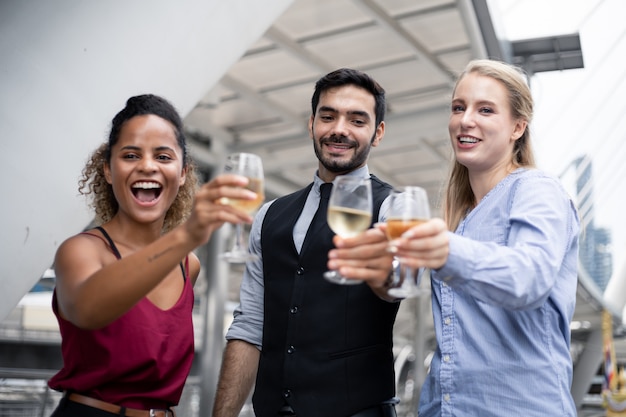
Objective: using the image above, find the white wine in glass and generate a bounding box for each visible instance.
[219,152,265,263]
[219,177,265,215]
[385,186,430,298]
[324,175,372,285]
[327,206,372,238]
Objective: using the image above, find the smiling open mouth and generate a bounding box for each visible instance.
[327,143,351,150]
[132,181,162,202]
[459,136,479,144]
[323,137,354,151]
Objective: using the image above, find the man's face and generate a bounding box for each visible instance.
[309,84,384,178]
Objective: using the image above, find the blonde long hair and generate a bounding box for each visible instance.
[444,59,536,231]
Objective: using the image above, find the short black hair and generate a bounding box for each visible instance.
[311,68,386,127]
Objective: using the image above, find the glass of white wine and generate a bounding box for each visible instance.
[385,186,431,298]
[219,152,265,263]
[324,175,372,285]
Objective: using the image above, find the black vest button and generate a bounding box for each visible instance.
[289,306,298,314]
[296,267,304,275]
[287,345,295,354]
[283,389,291,398]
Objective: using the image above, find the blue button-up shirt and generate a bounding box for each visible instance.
[419,168,580,417]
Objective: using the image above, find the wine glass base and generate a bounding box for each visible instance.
[387,287,422,299]
[219,251,259,264]
[323,270,362,285]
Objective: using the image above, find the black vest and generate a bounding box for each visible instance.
[254,174,399,417]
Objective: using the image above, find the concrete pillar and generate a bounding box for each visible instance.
[571,326,603,411]
[604,259,626,325]
[196,224,231,414]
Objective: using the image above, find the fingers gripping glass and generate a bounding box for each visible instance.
[385,186,431,298]
[324,175,373,285]
[219,152,265,263]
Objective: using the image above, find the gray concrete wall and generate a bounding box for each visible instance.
[0,0,294,320]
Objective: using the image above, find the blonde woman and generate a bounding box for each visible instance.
[329,60,580,416]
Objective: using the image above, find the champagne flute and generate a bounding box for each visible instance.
[324,175,373,285]
[385,186,431,298]
[219,152,265,263]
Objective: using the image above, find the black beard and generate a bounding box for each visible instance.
[312,132,374,173]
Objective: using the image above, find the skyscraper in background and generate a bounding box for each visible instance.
[574,155,613,290]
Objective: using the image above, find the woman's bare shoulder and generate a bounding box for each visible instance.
[54,229,114,278]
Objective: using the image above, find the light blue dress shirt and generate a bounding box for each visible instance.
[419,168,580,417]
[225,166,391,347]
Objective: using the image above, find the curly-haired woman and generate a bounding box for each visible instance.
[48,94,257,417]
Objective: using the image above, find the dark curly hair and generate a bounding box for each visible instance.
[78,94,198,232]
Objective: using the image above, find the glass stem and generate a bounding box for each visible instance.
[403,265,417,290]
[232,223,245,253]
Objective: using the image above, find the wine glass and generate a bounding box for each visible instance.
[324,175,373,285]
[385,186,431,298]
[219,152,265,263]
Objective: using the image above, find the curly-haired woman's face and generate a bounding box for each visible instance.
[103,114,186,226]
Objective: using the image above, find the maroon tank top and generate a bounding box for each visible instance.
[48,227,195,409]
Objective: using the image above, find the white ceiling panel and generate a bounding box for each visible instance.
[272,0,372,39]
[304,25,415,69]
[400,7,470,53]
[371,0,456,16]
[227,49,319,90]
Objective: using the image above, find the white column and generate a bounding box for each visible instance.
[0,0,295,321]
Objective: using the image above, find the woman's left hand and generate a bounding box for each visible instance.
[390,218,450,270]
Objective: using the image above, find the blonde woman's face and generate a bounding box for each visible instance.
[448,73,526,175]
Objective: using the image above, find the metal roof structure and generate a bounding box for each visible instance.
[183,0,496,213]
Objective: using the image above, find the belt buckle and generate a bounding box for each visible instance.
[149,410,172,417]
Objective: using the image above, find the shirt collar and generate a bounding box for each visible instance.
[313,165,370,195]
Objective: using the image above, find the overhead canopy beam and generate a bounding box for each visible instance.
[470,0,508,61]
[511,33,584,75]
[470,0,584,78]
[352,0,457,81]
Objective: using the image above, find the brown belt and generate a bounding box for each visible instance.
[67,393,176,417]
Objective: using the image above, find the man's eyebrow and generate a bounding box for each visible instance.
[347,110,370,119]
[318,106,371,119]
[318,105,338,113]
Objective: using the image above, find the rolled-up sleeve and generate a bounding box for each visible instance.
[225,202,272,348]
